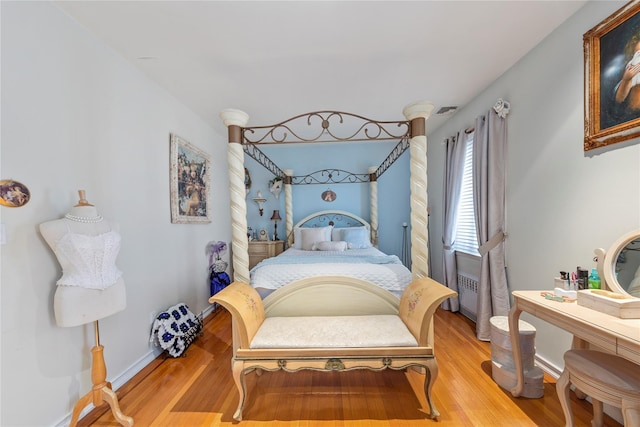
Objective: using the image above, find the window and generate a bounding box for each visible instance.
[452,137,480,256]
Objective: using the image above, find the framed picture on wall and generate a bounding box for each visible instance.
[584,0,640,151]
[0,179,30,207]
[170,133,212,224]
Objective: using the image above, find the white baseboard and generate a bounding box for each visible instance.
[534,353,562,379]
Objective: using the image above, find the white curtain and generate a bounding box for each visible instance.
[441,131,472,311]
[473,107,510,341]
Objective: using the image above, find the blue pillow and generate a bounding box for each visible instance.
[337,227,372,249]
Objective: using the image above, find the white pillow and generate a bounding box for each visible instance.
[299,227,333,251]
[294,226,332,249]
[312,240,348,251]
[332,226,372,249]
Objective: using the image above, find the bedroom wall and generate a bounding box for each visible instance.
[1,2,230,426]
[427,0,639,373]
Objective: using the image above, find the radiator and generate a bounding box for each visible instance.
[457,273,478,322]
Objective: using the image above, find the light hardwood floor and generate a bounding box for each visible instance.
[79,307,623,426]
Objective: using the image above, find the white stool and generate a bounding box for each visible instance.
[490,315,543,398]
[557,349,640,427]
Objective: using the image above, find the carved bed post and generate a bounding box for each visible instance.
[403,101,434,279]
[368,166,379,248]
[220,109,250,283]
[283,169,294,248]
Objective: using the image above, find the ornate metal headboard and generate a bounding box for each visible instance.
[294,210,370,231]
[287,210,372,248]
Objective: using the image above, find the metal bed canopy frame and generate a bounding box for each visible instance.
[220,102,434,285]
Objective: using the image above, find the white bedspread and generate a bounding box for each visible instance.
[250,247,412,297]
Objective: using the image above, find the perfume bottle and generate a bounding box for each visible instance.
[588,268,601,290]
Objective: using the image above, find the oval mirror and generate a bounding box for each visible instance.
[599,229,640,298]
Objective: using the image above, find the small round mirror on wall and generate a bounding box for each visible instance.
[598,229,640,298]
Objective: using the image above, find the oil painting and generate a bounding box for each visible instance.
[170,134,212,223]
[584,0,640,150]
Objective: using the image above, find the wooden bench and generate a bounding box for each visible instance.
[209,275,457,421]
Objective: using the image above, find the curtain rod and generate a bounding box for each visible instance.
[449,98,511,138]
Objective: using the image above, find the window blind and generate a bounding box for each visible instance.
[453,137,480,256]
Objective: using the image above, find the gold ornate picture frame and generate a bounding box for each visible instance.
[584,0,640,151]
[170,134,212,224]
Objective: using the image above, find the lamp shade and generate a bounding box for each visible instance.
[270,210,282,221]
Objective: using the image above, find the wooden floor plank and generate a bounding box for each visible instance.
[79,307,623,427]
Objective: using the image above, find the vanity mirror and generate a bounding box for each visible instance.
[596,229,640,298]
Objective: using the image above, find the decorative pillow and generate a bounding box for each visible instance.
[332,226,372,249]
[331,226,366,241]
[300,227,332,251]
[294,226,332,249]
[312,240,348,251]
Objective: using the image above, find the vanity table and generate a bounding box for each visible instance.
[508,228,640,398]
[508,291,640,397]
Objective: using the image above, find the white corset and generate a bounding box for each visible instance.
[54,230,123,290]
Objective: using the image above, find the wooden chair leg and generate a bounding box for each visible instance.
[556,369,574,427]
[590,399,603,427]
[622,400,640,427]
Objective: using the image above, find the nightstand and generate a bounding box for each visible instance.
[248,240,284,269]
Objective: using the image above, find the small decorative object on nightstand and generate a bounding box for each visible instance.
[270,209,282,241]
[248,240,284,269]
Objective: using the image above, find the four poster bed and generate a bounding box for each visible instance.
[251,210,413,298]
[209,102,457,421]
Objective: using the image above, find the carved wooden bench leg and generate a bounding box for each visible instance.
[424,359,440,419]
[622,400,640,427]
[232,361,246,421]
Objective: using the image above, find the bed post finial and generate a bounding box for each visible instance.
[403,101,434,280]
[402,101,434,122]
[403,101,434,139]
[220,108,249,128]
[220,109,249,143]
[221,108,251,283]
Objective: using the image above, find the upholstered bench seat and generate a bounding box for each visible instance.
[251,315,419,349]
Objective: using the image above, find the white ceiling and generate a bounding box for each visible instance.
[54,1,588,136]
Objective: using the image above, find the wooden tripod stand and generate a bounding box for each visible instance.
[69,321,134,427]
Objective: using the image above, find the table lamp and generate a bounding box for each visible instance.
[270,209,282,241]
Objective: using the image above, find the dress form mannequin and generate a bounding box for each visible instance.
[40,191,126,326]
[40,190,132,427]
